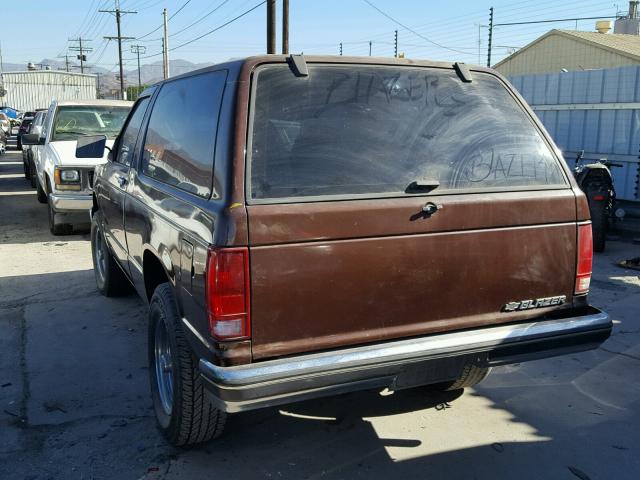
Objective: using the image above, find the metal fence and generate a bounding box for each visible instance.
[0,71,97,112]
[510,66,640,202]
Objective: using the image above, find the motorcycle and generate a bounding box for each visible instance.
[572,151,623,252]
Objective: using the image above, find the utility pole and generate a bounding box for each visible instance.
[487,7,494,68]
[369,41,372,56]
[394,30,398,57]
[282,0,289,54]
[131,44,146,94]
[267,0,276,54]
[69,38,92,74]
[57,54,71,72]
[162,8,170,79]
[339,42,343,56]
[101,1,136,100]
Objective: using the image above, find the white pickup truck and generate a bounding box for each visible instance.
[23,99,132,235]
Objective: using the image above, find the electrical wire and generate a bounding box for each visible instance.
[361,0,478,55]
[136,0,194,40]
[170,0,231,38]
[140,1,266,59]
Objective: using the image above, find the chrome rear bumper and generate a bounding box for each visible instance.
[200,307,610,412]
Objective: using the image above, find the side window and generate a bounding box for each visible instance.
[141,70,226,198]
[116,97,150,166]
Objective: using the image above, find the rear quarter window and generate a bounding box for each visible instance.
[141,70,227,198]
[248,65,567,202]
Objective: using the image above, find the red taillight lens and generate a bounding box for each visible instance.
[575,224,593,295]
[592,195,605,201]
[206,247,250,340]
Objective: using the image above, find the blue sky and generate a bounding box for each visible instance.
[0,0,625,73]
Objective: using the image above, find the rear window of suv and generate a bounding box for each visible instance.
[248,64,567,202]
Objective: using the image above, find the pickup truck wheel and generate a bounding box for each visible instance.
[149,283,227,446]
[36,177,47,203]
[436,365,491,391]
[29,160,36,188]
[91,213,131,296]
[23,158,29,178]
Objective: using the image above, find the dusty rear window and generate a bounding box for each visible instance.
[248,65,566,201]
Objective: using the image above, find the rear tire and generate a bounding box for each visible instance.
[434,365,491,391]
[149,283,227,446]
[91,212,131,296]
[591,203,607,253]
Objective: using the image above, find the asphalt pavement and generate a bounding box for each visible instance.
[1,148,639,480]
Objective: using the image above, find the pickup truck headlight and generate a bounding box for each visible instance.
[54,168,81,191]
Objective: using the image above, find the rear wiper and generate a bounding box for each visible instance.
[405,179,440,193]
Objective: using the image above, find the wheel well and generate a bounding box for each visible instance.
[143,251,170,301]
[92,194,99,215]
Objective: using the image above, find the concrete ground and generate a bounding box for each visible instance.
[1,149,639,480]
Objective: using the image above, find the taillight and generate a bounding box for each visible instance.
[575,224,593,295]
[206,247,250,340]
[592,195,605,201]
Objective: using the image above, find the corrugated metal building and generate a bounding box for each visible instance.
[509,66,640,201]
[0,71,97,112]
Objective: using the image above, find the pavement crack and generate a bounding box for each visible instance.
[599,346,640,362]
[18,305,30,428]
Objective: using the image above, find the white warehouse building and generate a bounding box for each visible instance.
[0,70,97,112]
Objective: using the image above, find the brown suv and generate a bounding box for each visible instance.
[86,55,611,446]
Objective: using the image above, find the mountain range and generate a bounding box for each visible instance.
[1,58,213,92]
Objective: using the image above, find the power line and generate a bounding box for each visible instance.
[170,0,230,38]
[361,0,474,56]
[136,0,194,40]
[141,1,265,59]
[101,1,137,100]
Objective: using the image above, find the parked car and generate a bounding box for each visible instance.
[22,100,132,234]
[17,115,34,150]
[23,109,49,187]
[0,128,6,155]
[0,112,11,136]
[89,56,611,447]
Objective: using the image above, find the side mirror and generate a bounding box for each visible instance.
[22,133,45,146]
[76,135,107,158]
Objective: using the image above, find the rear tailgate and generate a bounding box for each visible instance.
[245,62,577,360]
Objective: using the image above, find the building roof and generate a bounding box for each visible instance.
[493,29,640,69]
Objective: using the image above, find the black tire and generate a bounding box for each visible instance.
[590,204,607,253]
[36,176,47,203]
[435,365,491,391]
[48,198,70,235]
[91,212,131,296]
[23,158,29,179]
[149,283,227,447]
[29,159,36,188]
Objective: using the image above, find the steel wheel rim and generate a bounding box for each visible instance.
[92,226,107,284]
[154,318,174,416]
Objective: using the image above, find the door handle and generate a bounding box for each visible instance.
[116,175,128,188]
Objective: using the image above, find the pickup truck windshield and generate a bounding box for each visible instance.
[249,65,566,201]
[51,106,130,141]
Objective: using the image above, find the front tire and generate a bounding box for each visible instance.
[149,283,227,446]
[48,198,69,235]
[36,176,47,203]
[91,212,131,296]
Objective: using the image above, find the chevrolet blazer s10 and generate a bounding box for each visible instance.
[83,56,611,446]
